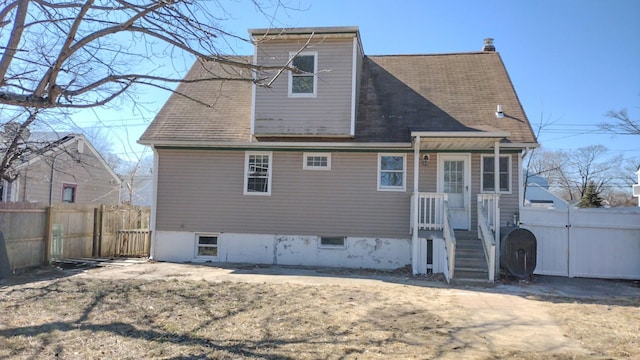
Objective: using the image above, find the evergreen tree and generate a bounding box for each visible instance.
[578,181,603,208]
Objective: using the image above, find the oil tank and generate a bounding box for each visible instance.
[500,227,537,279]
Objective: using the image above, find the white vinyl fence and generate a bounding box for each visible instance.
[520,207,640,280]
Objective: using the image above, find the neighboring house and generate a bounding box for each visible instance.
[1,133,121,204]
[524,183,568,209]
[139,27,538,281]
[524,175,567,209]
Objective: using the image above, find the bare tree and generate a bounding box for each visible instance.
[569,145,622,199]
[0,1,296,109]
[0,0,301,184]
[534,145,625,202]
[522,113,558,205]
[599,108,640,135]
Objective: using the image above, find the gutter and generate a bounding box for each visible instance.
[137,140,413,151]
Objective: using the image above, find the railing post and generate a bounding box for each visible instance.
[411,136,421,274]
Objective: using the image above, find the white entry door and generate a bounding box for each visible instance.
[438,154,471,230]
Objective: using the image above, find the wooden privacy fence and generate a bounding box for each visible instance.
[0,203,151,273]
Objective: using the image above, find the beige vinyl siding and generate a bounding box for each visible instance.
[16,143,119,204]
[254,38,354,136]
[156,149,414,238]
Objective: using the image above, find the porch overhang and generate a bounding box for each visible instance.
[410,131,510,151]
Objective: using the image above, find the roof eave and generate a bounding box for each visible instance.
[139,140,412,150]
[411,131,510,138]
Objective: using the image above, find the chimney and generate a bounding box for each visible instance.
[483,38,495,52]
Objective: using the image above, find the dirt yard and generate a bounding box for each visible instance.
[1,261,638,359]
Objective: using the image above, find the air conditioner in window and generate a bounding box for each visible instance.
[633,184,640,196]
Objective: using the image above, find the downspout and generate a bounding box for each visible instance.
[412,136,421,274]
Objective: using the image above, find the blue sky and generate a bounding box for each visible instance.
[75,0,640,166]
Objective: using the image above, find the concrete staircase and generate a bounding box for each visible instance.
[453,231,493,285]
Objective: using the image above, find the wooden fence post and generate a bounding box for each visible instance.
[98,204,105,257]
[44,206,53,264]
[92,207,99,257]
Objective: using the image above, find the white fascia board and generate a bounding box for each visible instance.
[499,142,540,149]
[410,131,510,138]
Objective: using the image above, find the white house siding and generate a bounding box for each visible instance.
[254,38,354,136]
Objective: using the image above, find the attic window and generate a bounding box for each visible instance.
[289,52,317,97]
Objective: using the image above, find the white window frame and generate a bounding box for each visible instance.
[377,153,407,192]
[480,154,512,194]
[195,233,219,259]
[288,51,318,97]
[303,152,331,170]
[244,151,273,196]
[318,236,346,249]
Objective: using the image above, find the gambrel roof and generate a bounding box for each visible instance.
[140,47,537,147]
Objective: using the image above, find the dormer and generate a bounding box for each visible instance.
[250,27,363,139]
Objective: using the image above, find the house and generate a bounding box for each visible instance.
[139,27,538,281]
[524,175,567,209]
[1,133,121,204]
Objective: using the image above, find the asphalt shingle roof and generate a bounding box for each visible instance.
[139,57,252,143]
[140,51,536,145]
[356,53,536,143]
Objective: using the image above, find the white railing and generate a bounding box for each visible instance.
[478,193,500,231]
[442,201,456,281]
[478,200,496,282]
[414,192,448,230]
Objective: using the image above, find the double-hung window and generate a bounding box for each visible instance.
[481,155,511,193]
[289,52,317,97]
[378,154,406,191]
[244,152,272,195]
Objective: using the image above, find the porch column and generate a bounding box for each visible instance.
[494,141,501,278]
[412,136,421,274]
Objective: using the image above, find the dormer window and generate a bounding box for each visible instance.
[289,51,317,97]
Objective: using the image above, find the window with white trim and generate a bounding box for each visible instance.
[288,52,317,97]
[303,153,331,170]
[481,155,511,193]
[378,154,406,191]
[196,234,218,258]
[244,152,272,195]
